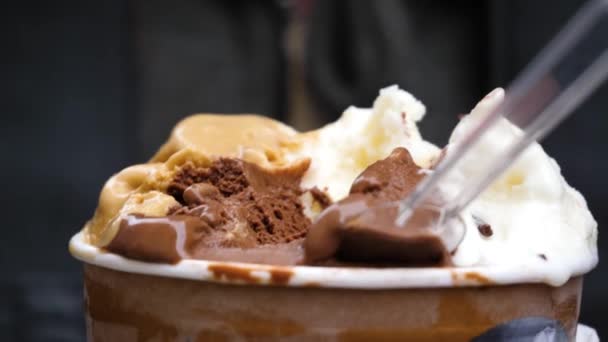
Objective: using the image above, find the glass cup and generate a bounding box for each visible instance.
[70,231,588,341]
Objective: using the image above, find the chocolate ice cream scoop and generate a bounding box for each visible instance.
[106,157,330,265]
[305,147,451,265]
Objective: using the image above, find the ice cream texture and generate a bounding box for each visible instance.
[81,85,597,285]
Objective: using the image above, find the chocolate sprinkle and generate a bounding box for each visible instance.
[538,254,548,261]
[478,224,493,237]
[473,215,493,237]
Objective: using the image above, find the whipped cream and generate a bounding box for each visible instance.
[294,85,440,201]
[300,85,597,285]
[446,88,598,285]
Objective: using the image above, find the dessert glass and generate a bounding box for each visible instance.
[70,231,586,341]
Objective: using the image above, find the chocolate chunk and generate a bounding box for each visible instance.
[349,147,424,200]
[538,254,548,261]
[473,215,493,237]
[478,224,493,237]
[309,187,332,209]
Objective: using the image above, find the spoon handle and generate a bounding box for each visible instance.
[397,0,608,225]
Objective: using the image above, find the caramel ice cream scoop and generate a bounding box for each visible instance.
[151,114,301,167]
[85,114,313,248]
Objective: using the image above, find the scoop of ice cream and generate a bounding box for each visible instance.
[304,147,453,266]
[303,86,596,281]
[444,88,598,284]
[85,115,314,248]
[106,157,326,264]
[292,85,440,201]
[151,114,301,167]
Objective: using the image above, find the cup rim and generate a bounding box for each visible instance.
[69,231,575,289]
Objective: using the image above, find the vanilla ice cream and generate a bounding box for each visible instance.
[292,85,440,200]
[443,88,598,285]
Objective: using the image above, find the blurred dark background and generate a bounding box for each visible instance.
[1,0,606,340]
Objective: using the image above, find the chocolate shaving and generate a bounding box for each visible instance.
[309,187,332,209]
[478,224,493,237]
[473,215,493,237]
